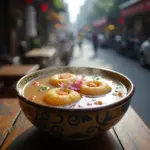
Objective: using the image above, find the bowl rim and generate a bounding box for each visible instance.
[16,66,135,112]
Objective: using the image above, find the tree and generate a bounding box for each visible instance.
[108,0,124,18]
[94,0,114,12]
[81,0,115,27]
[75,0,117,30]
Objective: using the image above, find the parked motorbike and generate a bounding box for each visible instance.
[115,36,139,58]
[139,38,150,67]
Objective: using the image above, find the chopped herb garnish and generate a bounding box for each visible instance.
[39,85,49,91]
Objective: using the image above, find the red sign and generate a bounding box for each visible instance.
[25,0,32,4]
[92,17,108,27]
[119,17,125,24]
[121,1,150,16]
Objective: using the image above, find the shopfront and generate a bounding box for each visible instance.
[92,17,118,48]
[0,0,65,63]
[92,17,117,38]
[120,0,150,39]
[0,0,10,56]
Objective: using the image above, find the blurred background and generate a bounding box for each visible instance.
[1,0,150,127]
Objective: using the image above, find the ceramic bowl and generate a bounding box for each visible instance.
[16,66,135,140]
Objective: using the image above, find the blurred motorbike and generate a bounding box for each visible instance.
[139,38,150,67]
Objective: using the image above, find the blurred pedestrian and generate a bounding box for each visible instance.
[77,32,84,52]
[91,31,98,58]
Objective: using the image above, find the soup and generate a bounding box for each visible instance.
[24,73,127,108]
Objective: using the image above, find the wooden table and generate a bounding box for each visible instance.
[0,64,39,84]
[0,65,39,98]
[24,47,56,68]
[0,98,150,150]
[25,47,56,57]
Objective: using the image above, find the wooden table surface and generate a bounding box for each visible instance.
[0,65,39,83]
[0,65,39,77]
[0,98,150,150]
[25,47,56,58]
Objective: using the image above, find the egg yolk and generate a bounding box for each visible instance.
[57,90,69,95]
[87,81,101,87]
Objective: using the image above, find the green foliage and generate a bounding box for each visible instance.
[94,0,114,12]
[76,0,117,28]
[108,0,123,18]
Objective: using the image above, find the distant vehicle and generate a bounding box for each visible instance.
[114,36,129,55]
[115,36,141,59]
[115,35,122,42]
[114,35,122,53]
[139,38,150,67]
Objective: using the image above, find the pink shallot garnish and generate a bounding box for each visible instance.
[58,75,84,92]
[59,83,66,88]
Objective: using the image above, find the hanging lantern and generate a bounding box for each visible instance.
[41,3,48,12]
[107,24,115,31]
[119,17,124,25]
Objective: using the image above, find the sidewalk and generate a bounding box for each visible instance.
[70,42,113,70]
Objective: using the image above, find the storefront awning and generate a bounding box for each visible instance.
[92,17,108,27]
[121,1,150,17]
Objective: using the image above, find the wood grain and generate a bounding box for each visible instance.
[0,99,20,147]
[0,65,39,77]
[114,107,150,150]
[1,112,32,150]
[2,113,123,150]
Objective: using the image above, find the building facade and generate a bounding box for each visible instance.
[119,0,150,39]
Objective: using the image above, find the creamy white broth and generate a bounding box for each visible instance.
[24,75,127,108]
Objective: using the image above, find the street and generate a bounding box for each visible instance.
[70,41,150,127]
